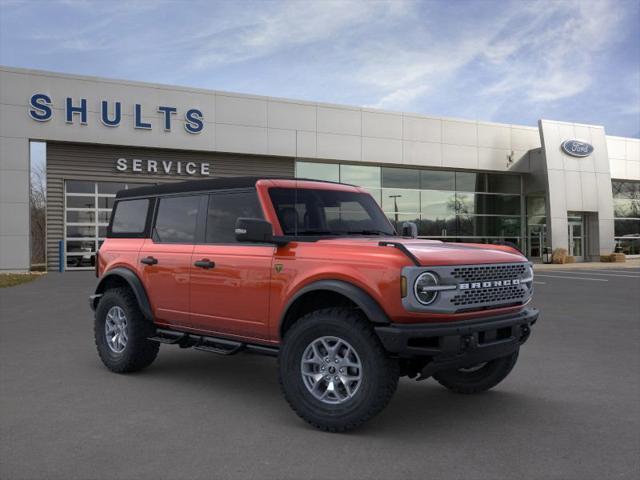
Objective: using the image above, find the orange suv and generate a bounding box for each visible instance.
[90,177,538,432]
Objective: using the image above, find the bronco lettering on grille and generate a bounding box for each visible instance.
[459,279,520,290]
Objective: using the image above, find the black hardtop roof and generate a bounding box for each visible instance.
[115,176,351,199]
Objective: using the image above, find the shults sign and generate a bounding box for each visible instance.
[28,93,204,134]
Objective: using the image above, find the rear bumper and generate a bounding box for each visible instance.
[375,307,538,376]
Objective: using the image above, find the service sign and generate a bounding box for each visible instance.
[115,157,210,176]
[561,139,594,157]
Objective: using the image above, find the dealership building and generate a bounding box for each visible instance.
[0,66,639,272]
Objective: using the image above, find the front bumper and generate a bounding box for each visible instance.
[375,307,538,376]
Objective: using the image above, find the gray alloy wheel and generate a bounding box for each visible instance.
[104,305,128,353]
[300,336,363,405]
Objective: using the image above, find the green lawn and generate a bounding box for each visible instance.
[0,273,45,288]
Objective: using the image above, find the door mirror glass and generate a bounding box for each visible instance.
[235,218,274,243]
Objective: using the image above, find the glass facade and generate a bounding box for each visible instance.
[612,180,640,255]
[296,162,524,247]
[64,180,149,269]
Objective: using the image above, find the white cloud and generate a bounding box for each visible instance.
[354,0,624,111]
[481,0,623,102]
[189,0,410,70]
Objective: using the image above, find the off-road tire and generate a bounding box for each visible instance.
[278,308,399,432]
[94,287,159,373]
[433,349,519,394]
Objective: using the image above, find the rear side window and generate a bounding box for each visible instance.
[153,195,200,243]
[206,190,263,243]
[110,199,150,235]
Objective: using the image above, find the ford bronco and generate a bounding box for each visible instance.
[90,177,538,432]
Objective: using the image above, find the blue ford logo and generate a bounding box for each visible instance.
[561,139,594,157]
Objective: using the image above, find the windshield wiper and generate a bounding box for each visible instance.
[293,229,393,236]
[344,230,391,236]
[294,230,345,236]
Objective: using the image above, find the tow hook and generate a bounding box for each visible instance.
[462,335,477,351]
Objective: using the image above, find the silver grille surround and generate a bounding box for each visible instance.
[402,262,534,314]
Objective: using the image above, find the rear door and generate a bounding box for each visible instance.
[139,194,205,328]
[189,189,274,341]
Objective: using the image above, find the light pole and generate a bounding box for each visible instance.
[388,194,402,224]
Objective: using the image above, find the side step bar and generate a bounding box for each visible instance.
[148,328,279,357]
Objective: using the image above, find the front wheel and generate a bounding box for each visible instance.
[433,350,519,394]
[278,308,399,432]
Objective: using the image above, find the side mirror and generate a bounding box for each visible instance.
[401,221,418,238]
[235,218,274,243]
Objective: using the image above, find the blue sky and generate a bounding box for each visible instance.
[1,0,639,137]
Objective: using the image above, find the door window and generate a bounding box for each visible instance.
[205,190,263,244]
[154,195,200,243]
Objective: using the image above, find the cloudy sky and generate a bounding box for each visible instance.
[1,0,639,137]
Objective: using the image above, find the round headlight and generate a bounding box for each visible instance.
[414,272,439,305]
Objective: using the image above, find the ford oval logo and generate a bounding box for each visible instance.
[561,139,594,157]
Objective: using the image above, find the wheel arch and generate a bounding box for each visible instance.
[279,280,390,340]
[93,267,153,321]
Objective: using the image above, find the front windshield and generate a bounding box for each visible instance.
[269,187,396,237]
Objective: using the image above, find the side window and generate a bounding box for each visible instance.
[154,195,200,243]
[110,199,150,235]
[206,190,263,243]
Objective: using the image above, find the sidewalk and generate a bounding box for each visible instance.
[532,258,640,270]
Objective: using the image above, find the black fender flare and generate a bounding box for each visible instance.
[279,280,391,337]
[93,267,154,321]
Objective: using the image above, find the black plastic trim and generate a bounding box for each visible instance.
[149,328,279,357]
[378,241,421,266]
[91,267,154,321]
[374,307,538,361]
[280,279,391,337]
[114,176,355,200]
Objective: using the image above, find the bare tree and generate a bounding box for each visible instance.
[30,161,46,269]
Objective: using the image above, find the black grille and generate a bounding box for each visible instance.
[451,285,526,307]
[451,264,527,283]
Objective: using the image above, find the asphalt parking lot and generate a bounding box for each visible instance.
[1,268,639,480]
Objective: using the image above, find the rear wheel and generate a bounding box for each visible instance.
[278,308,399,432]
[94,287,159,373]
[433,350,519,394]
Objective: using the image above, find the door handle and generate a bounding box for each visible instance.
[194,259,215,269]
[140,256,158,266]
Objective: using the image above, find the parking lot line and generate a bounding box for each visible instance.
[534,274,608,281]
[579,269,640,274]
[547,270,640,278]
[533,281,546,285]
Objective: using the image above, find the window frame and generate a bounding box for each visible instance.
[107,197,155,239]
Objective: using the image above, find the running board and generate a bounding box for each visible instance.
[148,328,279,357]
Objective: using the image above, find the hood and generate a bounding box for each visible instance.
[399,239,525,266]
[315,237,526,266]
